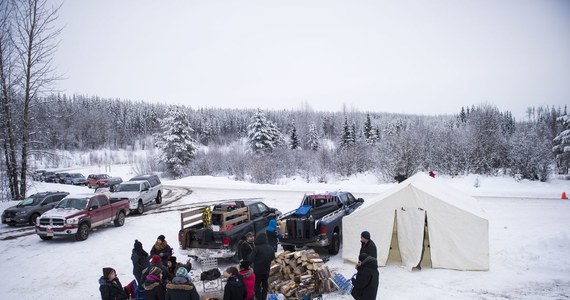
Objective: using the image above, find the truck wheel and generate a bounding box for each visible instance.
[282,245,295,252]
[136,201,144,214]
[114,211,125,227]
[39,235,52,241]
[76,223,89,241]
[155,191,162,204]
[29,213,40,226]
[328,232,340,255]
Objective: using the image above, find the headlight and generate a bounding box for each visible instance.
[129,198,137,203]
[16,211,28,215]
[66,218,79,225]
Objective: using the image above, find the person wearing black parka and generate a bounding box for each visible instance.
[350,253,379,300]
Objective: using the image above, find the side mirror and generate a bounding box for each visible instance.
[357,198,364,202]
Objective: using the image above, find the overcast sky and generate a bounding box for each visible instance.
[49,0,569,118]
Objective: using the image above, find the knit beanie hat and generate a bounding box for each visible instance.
[102,267,114,278]
[361,231,371,240]
[149,266,162,276]
[151,255,161,265]
[239,260,251,270]
[134,239,142,250]
[157,234,165,242]
[175,267,188,277]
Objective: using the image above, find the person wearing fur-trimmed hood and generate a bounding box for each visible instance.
[350,253,379,300]
[238,260,255,300]
[165,267,199,300]
[150,234,173,265]
[143,266,166,300]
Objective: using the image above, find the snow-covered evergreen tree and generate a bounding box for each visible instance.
[247,109,283,154]
[306,122,320,151]
[553,114,570,174]
[339,116,355,149]
[154,106,198,178]
[289,122,301,150]
[363,114,378,144]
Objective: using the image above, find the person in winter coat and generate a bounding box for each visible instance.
[247,232,275,300]
[238,232,255,261]
[350,253,379,300]
[165,267,200,300]
[238,260,255,300]
[166,256,178,279]
[99,267,128,300]
[151,234,173,265]
[359,231,377,259]
[143,266,167,300]
[142,255,171,284]
[131,239,150,285]
[223,266,247,300]
[265,219,281,251]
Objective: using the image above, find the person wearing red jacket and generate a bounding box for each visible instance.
[238,261,255,300]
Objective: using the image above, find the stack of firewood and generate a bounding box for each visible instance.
[268,250,337,299]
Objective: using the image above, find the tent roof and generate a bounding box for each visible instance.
[377,172,487,219]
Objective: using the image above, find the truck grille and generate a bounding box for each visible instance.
[3,212,15,218]
[39,218,65,226]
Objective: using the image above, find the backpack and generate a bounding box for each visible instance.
[200,268,221,281]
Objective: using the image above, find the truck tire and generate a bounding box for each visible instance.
[114,211,125,227]
[136,201,144,214]
[282,245,295,252]
[328,232,340,255]
[29,213,40,226]
[39,235,52,241]
[155,191,162,204]
[76,223,89,241]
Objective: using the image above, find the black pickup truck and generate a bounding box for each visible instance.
[279,191,364,255]
[178,200,280,260]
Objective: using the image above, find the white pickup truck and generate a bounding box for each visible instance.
[109,180,159,214]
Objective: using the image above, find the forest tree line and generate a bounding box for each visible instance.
[2,92,569,194]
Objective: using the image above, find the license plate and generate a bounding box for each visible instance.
[47,229,54,237]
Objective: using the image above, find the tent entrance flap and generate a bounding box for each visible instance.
[396,207,426,269]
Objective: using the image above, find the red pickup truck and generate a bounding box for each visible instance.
[35,193,129,241]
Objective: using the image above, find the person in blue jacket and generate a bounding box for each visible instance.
[265,219,281,251]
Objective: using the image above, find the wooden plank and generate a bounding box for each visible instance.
[222,214,248,227]
[180,207,206,229]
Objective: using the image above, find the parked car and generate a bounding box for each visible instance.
[64,173,87,185]
[128,174,163,204]
[86,174,111,188]
[55,172,69,184]
[105,177,123,189]
[110,180,156,214]
[43,172,57,183]
[32,170,46,181]
[279,191,364,255]
[1,191,70,226]
[35,192,129,241]
[178,200,281,260]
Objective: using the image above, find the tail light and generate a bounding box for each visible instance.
[320,225,328,236]
[222,236,231,248]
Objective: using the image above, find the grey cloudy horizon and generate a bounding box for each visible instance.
[50,0,570,119]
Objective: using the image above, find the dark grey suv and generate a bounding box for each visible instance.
[1,191,69,226]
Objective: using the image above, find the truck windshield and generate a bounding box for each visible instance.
[116,183,140,192]
[56,198,88,210]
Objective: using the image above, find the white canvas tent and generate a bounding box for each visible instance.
[342,173,489,271]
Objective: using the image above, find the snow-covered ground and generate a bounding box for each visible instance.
[1,164,569,299]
